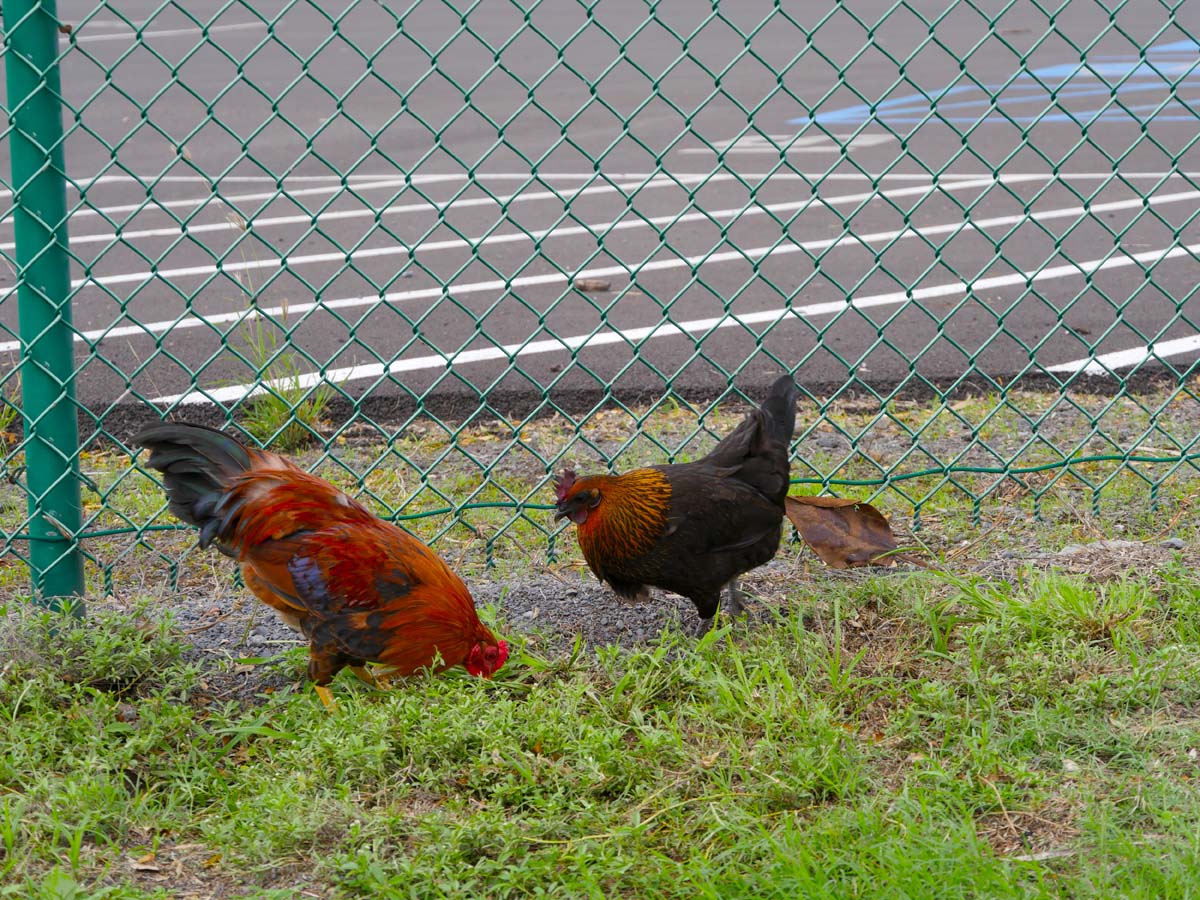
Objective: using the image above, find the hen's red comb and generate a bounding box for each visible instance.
[554,469,577,502]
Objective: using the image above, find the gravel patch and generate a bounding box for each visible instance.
[138,533,1195,706]
[76,556,809,705]
[8,527,1194,707]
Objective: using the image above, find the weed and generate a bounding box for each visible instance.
[236,302,333,451]
[225,214,331,451]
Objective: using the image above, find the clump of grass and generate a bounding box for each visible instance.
[0,368,21,439]
[0,597,188,697]
[236,302,333,452]
[225,213,331,452]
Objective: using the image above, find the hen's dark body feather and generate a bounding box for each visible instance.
[557,374,799,631]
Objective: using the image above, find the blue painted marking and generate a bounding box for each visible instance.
[789,39,1200,127]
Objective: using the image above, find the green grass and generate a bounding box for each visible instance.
[3,382,1199,600]
[3,386,1200,894]
[224,213,332,453]
[235,307,333,453]
[5,550,1200,898]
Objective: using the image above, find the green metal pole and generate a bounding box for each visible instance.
[3,0,84,610]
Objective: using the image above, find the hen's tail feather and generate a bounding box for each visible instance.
[760,373,799,447]
[135,423,256,546]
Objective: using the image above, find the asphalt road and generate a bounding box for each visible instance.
[3,0,1200,417]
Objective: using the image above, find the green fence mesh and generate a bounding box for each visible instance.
[3,0,1200,597]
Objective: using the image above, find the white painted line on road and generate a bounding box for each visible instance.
[150,239,1200,406]
[123,183,1200,276]
[62,21,266,44]
[0,169,1193,211]
[27,174,1039,291]
[8,183,1198,358]
[0,173,1019,208]
[45,171,1200,188]
[57,172,987,188]
[4,173,738,252]
[2,172,738,245]
[680,133,896,154]
[0,174,457,204]
[2,168,1196,204]
[1047,334,1200,375]
[30,175,1200,297]
[24,176,487,227]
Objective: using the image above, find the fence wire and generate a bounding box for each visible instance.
[2,0,1200,594]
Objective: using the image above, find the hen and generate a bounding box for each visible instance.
[554,374,799,634]
[136,423,507,707]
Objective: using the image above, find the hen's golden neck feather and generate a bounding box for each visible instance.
[575,468,672,561]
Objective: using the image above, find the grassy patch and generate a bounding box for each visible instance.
[234,304,333,453]
[224,213,332,452]
[1,383,1198,600]
[4,549,1200,898]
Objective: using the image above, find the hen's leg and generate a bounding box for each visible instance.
[691,592,720,636]
[722,579,746,619]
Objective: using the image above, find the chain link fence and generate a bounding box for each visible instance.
[3,0,1200,602]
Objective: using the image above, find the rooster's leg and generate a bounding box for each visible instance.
[371,667,400,689]
[314,684,338,711]
[308,643,348,711]
[349,665,380,688]
[348,664,402,691]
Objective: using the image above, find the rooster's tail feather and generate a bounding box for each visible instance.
[135,423,256,547]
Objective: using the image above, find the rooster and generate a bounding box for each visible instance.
[554,374,799,634]
[135,423,508,707]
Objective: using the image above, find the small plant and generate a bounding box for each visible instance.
[0,597,188,696]
[0,368,20,438]
[225,214,331,451]
[237,301,332,452]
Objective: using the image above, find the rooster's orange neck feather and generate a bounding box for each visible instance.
[575,469,671,562]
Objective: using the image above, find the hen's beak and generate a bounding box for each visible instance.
[553,504,569,521]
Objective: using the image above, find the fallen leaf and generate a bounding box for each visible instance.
[130,852,160,872]
[785,495,923,569]
[573,278,611,292]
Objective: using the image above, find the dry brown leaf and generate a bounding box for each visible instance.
[573,278,611,292]
[130,852,160,872]
[785,495,923,569]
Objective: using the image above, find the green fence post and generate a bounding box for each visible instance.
[4,0,84,610]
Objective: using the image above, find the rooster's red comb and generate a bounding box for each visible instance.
[554,469,577,503]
